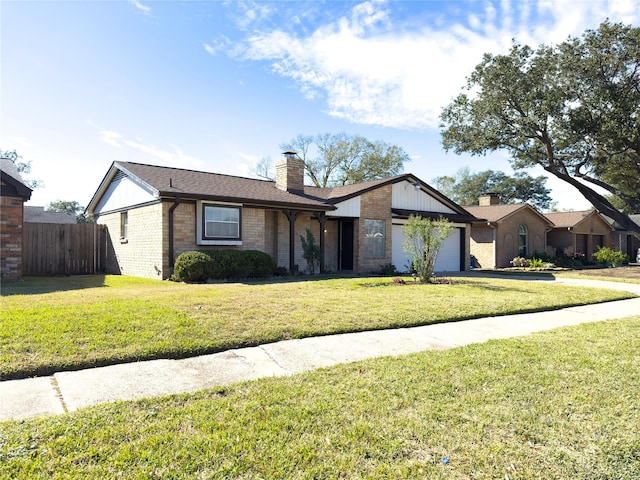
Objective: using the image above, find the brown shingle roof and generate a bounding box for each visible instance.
[544,210,595,228]
[117,162,333,211]
[464,204,527,222]
[463,203,553,224]
[303,175,405,201]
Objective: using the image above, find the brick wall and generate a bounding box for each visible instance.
[276,212,324,273]
[548,229,574,256]
[275,155,305,192]
[496,209,549,267]
[358,185,392,273]
[96,200,348,278]
[169,201,196,265]
[171,202,277,273]
[0,195,25,281]
[264,210,278,260]
[470,225,495,268]
[323,220,339,272]
[97,202,164,279]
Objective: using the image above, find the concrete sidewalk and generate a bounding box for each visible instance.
[2,276,639,422]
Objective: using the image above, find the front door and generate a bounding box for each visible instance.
[339,220,354,270]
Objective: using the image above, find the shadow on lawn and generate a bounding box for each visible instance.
[0,275,108,296]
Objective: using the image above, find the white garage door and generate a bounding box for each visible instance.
[392,225,461,273]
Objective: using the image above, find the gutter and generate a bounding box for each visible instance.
[168,196,180,278]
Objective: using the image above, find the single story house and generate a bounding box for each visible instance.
[1,158,33,281]
[464,193,554,268]
[603,213,640,262]
[24,206,76,224]
[544,210,613,259]
[86,153,477,279]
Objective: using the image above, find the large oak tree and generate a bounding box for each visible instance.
[280,133,409,187]
[440,21,640,233]
[433,167,553,210]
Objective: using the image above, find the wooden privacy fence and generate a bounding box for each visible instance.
[23,223,107,276]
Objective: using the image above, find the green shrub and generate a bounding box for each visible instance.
[205,250,277,279]
[241,250,277,277]
[208,250,244,279]
[593,247,629,267]
[528,258,544,268]
[300,229,322,274]
[173,251,214,283]
[554,254,584,269]
[378,263,398,276]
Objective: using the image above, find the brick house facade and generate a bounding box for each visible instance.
[1,159,33,282]
[86,156,476,279]
[464,195,554,268]
[545,211,613,259]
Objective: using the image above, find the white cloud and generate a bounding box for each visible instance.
[99,130,123,148]
[123,139,207,170]
[98,130,206,170]
[229,0,639,130]
[203,36,233,56]
[226,1,276,30]
[129,0,151,15]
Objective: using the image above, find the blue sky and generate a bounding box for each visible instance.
[2,0,638,211]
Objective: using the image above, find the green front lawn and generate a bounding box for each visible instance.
[2,315,639,479]
[0,275,634,380]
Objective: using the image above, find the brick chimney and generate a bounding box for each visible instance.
[276,151,305,193]
[479,193,500,206]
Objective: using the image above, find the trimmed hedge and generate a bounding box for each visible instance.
[173,250,277,282]
[172,251,213,283]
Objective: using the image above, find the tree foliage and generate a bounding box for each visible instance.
[440,21,640,232]
[47,200,93,223]
[1,149,43,189]
[300,228,321,274]
[279,133,409,187]
[250,156,275,181]
[402,215,454,283]
[433,167,553,210]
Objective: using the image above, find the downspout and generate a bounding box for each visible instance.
[168,196,180,278]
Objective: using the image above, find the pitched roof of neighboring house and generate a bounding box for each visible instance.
[87,162,335,213]
[0,158,32,200]
[24,206,76,224]
[544,210,611,230]
[463,203,554,226]
[601,213,640,232]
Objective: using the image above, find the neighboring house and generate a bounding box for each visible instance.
[24,206,76,224]
[86,153,477,279]
[545,210,613,259]
[0,158,33,281]
[603,213,640,262]
[464,193,554,269]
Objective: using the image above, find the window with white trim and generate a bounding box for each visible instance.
[120,211,128,240]
[364,219,385,258]
[202,204,241,240]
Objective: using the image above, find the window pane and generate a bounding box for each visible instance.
[364,219,385,258]
[203,205,240,239]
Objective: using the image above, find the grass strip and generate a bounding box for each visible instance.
[0,275,634,380]
[1,315,639,479]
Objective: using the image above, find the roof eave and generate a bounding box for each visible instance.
[158,192,335,212]
[0,171,33,200]
[86,161,160,214]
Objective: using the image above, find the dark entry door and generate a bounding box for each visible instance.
[339,220,354,270]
